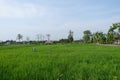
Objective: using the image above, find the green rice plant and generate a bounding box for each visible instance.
[0,43,120,80]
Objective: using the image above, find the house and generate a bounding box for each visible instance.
[114,36,120,45]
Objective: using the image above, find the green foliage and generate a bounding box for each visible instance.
[106,31,115,44]
[83,30,91,35]
[59,39,69,44]
[68,30,74,43]
[106,23,120,44]
[108,23,120,34]
[83,30,91,43]
[83,35,90,43]
[92,32,106,44]
[0,44,120,80]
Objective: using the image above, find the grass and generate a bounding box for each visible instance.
[0,43,120,80]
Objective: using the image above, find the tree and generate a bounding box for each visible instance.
[107,23,120,44]
[108,23,120,34]
[17,34,23,42]
[99,33,106,44]
[59,39,69,44]
[68,30,74,43]
[83,30,91,43]
[93,32,100,43]
[92,32,106,44]
[113,23,120,32]
[106,31,115,44]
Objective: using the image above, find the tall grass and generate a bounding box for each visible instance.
[0,43,120,80]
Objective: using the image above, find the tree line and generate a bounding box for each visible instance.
[83,23,120,44]
[0,22,120,45]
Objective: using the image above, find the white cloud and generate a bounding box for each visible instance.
[0,0,46,18]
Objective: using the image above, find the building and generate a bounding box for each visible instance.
[114,36,120,45]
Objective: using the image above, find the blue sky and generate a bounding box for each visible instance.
[0,0,120,41]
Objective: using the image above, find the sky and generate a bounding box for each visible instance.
[0,0,120,41]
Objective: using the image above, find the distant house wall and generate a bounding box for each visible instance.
[114,36,120,45]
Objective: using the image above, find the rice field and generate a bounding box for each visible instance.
[0,43,120,80]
